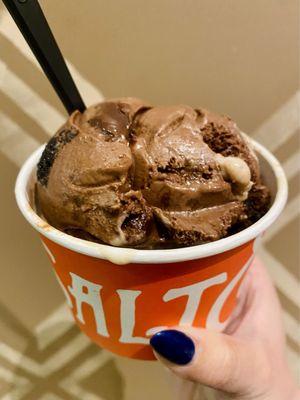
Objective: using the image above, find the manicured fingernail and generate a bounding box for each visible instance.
[150,329,195,365]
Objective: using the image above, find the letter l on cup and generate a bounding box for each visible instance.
[117,290,149,344]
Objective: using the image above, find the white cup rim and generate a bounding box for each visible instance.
[15,139,288,264]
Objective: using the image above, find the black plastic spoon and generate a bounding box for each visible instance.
[2,0,86,114]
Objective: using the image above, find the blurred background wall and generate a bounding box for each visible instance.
[0,1,299,399]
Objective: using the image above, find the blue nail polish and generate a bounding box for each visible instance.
[150,329,195,365]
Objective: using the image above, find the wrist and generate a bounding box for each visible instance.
[291,388,300,400]
[264,363,299,400]
[273,379,300,400]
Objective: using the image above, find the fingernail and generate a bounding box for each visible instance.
[150,329,195,365]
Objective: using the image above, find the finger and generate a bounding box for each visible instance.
[150,327,270,396]
[232,258,286,346]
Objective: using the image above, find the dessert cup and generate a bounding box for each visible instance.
[15,139,287,360]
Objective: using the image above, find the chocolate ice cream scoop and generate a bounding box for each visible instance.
[36,98,270,248]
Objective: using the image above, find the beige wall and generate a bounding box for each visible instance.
[0,1,299,399]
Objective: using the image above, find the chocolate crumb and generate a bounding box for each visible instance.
[37,128,78,186]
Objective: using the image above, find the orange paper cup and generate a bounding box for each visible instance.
[15,139,287,360]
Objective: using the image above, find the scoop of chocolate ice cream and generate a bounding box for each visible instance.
[36,98,270,248]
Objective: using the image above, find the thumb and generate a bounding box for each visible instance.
[150,328,270,396]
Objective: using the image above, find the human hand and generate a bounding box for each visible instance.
[150,258,300,400]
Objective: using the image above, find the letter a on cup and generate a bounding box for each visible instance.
[68,273,109,337]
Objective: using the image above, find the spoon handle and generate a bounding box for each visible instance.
[2,0,86,114]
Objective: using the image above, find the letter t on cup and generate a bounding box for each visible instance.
[163,273,227,326]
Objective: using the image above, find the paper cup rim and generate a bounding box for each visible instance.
[15,139,288,264]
